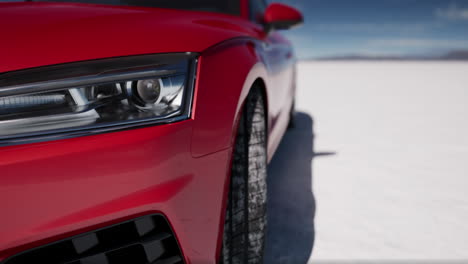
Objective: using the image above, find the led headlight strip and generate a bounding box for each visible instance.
[0,53,198,146]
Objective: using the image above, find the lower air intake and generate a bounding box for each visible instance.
[4,215,184,264]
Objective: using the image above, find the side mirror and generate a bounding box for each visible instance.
[263,3,303,31]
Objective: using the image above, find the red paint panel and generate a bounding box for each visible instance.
[0,2,258,73]
[0,121,232,263]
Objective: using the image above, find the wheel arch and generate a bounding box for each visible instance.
[189,37,272,262]
[190,38,270,158]
[215,75,270,263]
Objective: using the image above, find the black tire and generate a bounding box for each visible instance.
[222,87,268,264]
[288,100,296,129]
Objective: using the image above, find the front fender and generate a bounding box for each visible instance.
[190,38,269,158]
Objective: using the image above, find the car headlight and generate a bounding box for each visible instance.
[0,53,197,145]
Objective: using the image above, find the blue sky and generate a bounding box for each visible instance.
[271,0,468,59]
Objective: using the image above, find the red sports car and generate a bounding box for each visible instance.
[0,0,302,263]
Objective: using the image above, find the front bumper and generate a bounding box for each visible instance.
[0,120,231,263]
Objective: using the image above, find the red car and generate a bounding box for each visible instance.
[0,0,302,263]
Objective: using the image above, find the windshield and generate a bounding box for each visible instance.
[2,0,241,15]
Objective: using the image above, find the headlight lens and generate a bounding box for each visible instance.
[0,54,197,144]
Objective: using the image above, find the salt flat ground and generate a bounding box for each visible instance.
[264,61,468,263]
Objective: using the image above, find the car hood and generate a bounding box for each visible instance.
[0,2,261,73]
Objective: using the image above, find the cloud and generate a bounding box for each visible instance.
[436,3,468,21]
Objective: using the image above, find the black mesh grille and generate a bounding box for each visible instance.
[3,215,184,264]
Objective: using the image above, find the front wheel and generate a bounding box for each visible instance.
[221,87,268,264]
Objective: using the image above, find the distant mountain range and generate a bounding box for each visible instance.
[312,50,468,61]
